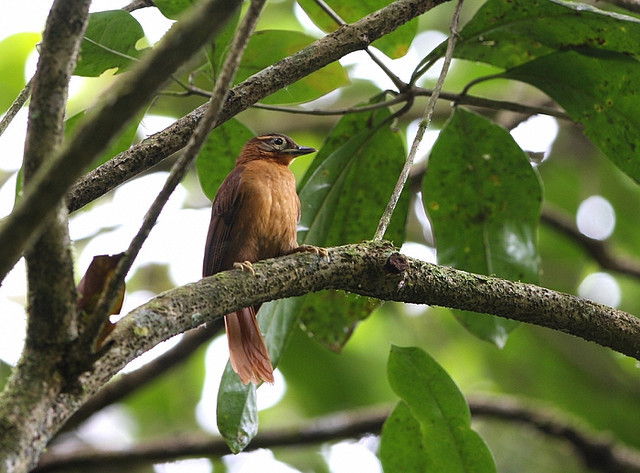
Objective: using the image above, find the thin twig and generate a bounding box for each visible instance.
[312,0,407,90]
[83,0,266,352]
[0,78,32,139]
[374,0,464,240]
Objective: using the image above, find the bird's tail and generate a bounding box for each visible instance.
[224,307,274,384]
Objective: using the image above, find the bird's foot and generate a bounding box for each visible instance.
[233,260,256,276]
[293,245,329,261]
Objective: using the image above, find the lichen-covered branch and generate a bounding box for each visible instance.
[3,240,639,472]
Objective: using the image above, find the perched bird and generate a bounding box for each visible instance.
[203,133,317,384]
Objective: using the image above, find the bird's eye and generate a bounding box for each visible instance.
[272,137,285,147]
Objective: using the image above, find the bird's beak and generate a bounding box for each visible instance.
[285,146,316,156]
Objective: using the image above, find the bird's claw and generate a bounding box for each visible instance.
[296,245,329,261]
[233,261,256,276]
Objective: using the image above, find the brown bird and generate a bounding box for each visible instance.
[203,133,317,385]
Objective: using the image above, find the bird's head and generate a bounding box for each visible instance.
[238,133,316,165]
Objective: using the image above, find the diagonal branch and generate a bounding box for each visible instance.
[66,0,452,214]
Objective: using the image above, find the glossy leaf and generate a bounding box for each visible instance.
[0,33,39,112]
[503,49,640,184]
[74,10,145,77]
[297,0,416,58]
[236,30,348,104]
[423,108,541,345]
[423,0,640,70]
[387,345,496,473]
[380,401,425,473]
[297,105,408,350]
[217,364,258,453]
[155,0,196,19]
[196,119,254,201]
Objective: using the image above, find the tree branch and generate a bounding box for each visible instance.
[4,240,640,471]
[65,0,451,214]
[35,397,640,473]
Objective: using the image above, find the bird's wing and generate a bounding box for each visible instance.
[202,166,244,277]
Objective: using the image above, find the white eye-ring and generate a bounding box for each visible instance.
[272,137,285,146]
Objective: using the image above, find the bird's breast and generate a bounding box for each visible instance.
[238,161,300,259]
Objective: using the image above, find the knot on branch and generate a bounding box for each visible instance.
[384,252,409,274]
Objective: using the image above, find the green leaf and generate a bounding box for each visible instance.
[154,0,196,19]
[196,119,255,201]
[296,105,408,350]
[75,10,145,77]
[423,0,640,70]
[236,30,349,104]
[64,108,141,168]
[216,364,258,453]
[503,49,640,185]
[0,33,39,113]
[380,401,426,473]
[387,345,496,473]
[296,0,416,58]
[423,108,541,345]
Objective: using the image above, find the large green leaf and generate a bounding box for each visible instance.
[75,10,146,76]
[503,49,640,185]
[0,33,39,113]
[216,364,258,453]
[385,345,496,473]
[236,30,348,104]
[297,0,417,59]
[196,119,254,201]
[422,0,640,71]
[297,105,408,350]
[423,108,541,345]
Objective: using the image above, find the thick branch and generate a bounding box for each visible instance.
[4,241,640,471]
[66,0,450,213]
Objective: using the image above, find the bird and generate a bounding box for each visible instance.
[203,133,318,385]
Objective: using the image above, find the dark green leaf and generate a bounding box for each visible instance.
[196,119,255,201]
[297,0,416,58]
[236,30,348,104]
[154,0,196,19]
[423,108,541,345]
[503,49,640,184]
[296,105,408,349]
[64,108,141,168]
[380,401,426,473]
[216,364,258,453]
[387,345,496,473]
[0,33,39,112]
[75,10,145,77]
[423,0,640,70]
